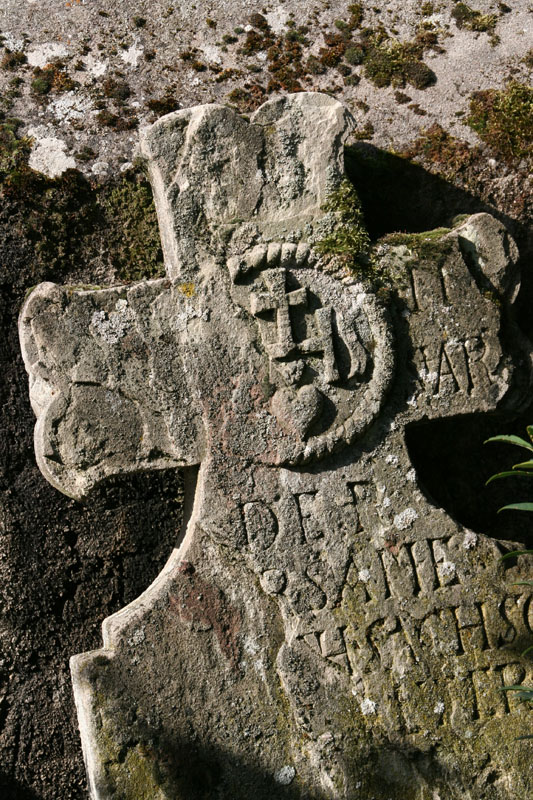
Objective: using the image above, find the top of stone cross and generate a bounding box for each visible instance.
[19,93,400,497]
[19,92,520,502]
[139,92,352,280]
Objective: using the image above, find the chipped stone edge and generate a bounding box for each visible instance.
[70,467,201,799]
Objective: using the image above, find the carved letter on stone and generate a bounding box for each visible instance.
[19,93,533,798]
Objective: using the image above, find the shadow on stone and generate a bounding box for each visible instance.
[346,144,533,343]
[406,409,533,547]
[0,773,42,800]
[346,143,518,239]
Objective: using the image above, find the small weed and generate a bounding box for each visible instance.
[96,110,138,130]
[146,91,179,117]
[102,78,131,103]
[74,145,96,162]
[249,13,270,31]
[352,121,375,140]
[523,49,533,69]
[345,45,364,65]
[30,63,77,96]
[401,123,478,176]
[215,68,242,83]
[226,84,265,113]
[347,3,364,29]
[394,90,411,104]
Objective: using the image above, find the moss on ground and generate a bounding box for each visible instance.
[222,9,437,109]
[451,3,498,35]
[467,81,533,163]
[0,123,164,287]
[400,123,480,177]
[30,62,78,97]
[362,35,436,90]
[377,227,453,264]
[0,117,32,186]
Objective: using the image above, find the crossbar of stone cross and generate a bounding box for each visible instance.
[19,92,533,799]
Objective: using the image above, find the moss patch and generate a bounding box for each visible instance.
[223,7,437,110]
[0,124,164,286]
[315,178,372,278]
[400,123,480,177]
[451,3,498,34]
[1,50,27,71]
[467,81,533,163]
[377,227,453,262]
[363,35,436,89]
[0,117,32,188]
[30,62,77,97]
[97,170,164,281]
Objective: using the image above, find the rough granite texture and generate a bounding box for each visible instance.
[0,1,531,179]
[18,92,533,799]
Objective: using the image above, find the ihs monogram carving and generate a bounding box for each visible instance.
[229,247,393,459]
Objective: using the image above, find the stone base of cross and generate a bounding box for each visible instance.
[19,93,533,798]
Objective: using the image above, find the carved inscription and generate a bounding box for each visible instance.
[242,478,533,733]
[401,249,511,407]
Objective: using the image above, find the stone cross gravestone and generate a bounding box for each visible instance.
[19,93,533,799]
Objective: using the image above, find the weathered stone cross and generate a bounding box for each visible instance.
[19,93,533,799]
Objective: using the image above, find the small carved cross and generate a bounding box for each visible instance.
[251,266,339,384]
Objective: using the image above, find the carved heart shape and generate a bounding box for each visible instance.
[271,385,324,440]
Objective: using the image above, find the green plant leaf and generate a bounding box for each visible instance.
[515,735,533,740]
[512,581,533,588]
[522,645,533,657]
[526,425,533,444]
[501,685,533,691]
[498,503,533,513]
[485,435,533,452]
[513,460,533,470]
[501,549,533,560]
[501,686,533,701]
[486,470,533,484]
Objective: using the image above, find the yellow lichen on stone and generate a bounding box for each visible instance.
[178,282,195,297]
[108,745,169,800]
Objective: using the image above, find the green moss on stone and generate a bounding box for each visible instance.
[452,3,497,33]
[315,179,371,274]
[1,50,27,70]
[0,118,32,187]
[109,745,169,800]
[0,126,164,287]
[378,227,452,262]
[363,37,435,89]
[467,81,533,162]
